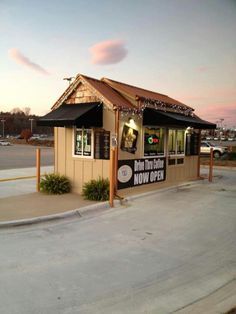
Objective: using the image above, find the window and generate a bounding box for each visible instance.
[75,128,92,157]
[168,129,176,155]
[168,129,185,155]
[144,127,165,157]
[177,130,185,154]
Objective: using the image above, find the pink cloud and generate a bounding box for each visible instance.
[89,39,128,65]
[195,104,236,126]
[8,48,49,75]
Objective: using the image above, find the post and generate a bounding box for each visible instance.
[209,147,213,182]
[197,129,201,178]
[36,148,41,192]
[109,148,115,207]
[114,109,119,193]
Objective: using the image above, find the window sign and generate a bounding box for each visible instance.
[75,129,83,156]
[144,127,165,157]
[120,125,138,154]
[118,157,166,189]
[75,128,92,157]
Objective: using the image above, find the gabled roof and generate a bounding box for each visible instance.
[51,73,193,114]
[81,75,135,110]
[102,77,192,110]
[52,74,135,111]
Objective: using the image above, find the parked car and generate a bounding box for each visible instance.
[200,141,228,158]
[220,136,227,141]
[0,140,11,146]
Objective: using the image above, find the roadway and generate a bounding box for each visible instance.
[0,168,235,314]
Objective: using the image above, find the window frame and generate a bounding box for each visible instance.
[143,126,166,158]
[167,128,186,157]
[73,127,94,159]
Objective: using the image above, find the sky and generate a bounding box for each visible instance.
[0,0,236,127]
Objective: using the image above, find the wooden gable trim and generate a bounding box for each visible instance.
[51,75,115,111]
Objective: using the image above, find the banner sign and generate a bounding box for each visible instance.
[118,157,166,189]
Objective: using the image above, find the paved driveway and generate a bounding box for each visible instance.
[0,169,235,314]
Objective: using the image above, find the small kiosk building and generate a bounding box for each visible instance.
[38,74,215,195]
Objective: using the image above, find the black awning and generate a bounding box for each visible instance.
[37,102,103,127]
[143,108,216,129]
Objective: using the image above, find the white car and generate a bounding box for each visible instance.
[0,140,11,146]
[200,141,228,158]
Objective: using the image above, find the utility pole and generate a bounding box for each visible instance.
[1,119,5,138]
[29,118,34,133]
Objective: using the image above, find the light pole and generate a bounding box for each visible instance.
[29,118,34,133]
[1,119,5,138]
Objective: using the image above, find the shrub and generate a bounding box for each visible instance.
[40,173,71,194]
[82,177,109,201]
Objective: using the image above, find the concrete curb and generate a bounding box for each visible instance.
[0,199,121,229]
[0,180,204,229]
[123,180,202,202]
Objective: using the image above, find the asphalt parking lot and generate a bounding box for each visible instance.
[0,144,54,170]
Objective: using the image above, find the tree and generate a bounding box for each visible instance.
[11,107,23,115]
[20,129,32,143]
[23,107,31,116]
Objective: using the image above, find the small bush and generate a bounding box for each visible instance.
[40,173,71,194]
[82,177,109,201]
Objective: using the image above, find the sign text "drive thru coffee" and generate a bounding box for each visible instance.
[134,159,165,185]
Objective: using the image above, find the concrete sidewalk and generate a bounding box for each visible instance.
[0,166,111,226]
[0,166,53,199]
[0,192,99,223]
[0,166,235,227]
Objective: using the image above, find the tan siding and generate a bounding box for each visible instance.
[54,127,58,173]
[83,160,93,183]
[65,128,74,180]
[102,160,109,179]
[57,128,66,174]
[92,160,103,179]
[73,160,83,193]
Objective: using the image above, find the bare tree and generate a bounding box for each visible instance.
[23,107,31,116]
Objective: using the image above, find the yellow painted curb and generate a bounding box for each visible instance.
[0,174,47,183]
